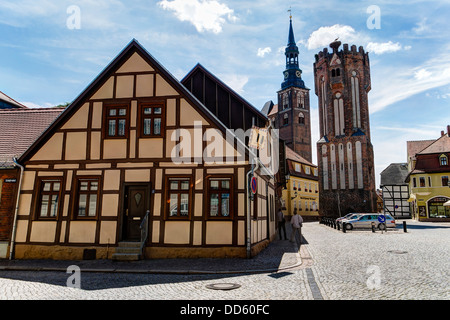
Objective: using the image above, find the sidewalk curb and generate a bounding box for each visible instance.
[0,242,303,275]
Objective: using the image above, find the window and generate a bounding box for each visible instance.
[413,177,417,188]
[298,112,305,124]
[166,177,191,219]
[140,102,165,138]
[419,177,426,187]
[295,163,301,172]
[36,178,62,219]
[331,68,341,77]
[442,176,449,187]
[208,177,233,218]
[440,154,448,166]
[283,113,289,126]
[283,93,289,110]
[74,178,100,218]
[104,105,129,138]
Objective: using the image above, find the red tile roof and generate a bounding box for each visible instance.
[285,145,315,167]
[406,139,434,160]
[418,134,450,154]
[0,108,64,166]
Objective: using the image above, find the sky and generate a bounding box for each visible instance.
[1,0,450,188]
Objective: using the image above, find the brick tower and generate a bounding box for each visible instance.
[313,40,377,217]
[274,17,312,163]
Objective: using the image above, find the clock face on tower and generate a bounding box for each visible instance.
[284,71,289,79]
[296,70,302,78]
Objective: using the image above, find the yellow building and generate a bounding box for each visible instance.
[406,128,450,221]
[281,147,319,221]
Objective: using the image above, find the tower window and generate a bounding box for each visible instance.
[283,113,289,126]
[283,93,289,110]
[298,112,305,125]
[331,68,341,77]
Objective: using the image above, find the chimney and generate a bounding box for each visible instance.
[442,131,445,137]
[447,125,450,136]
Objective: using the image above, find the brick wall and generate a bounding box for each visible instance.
[0,170,19,241]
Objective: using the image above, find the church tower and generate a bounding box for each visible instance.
[275,16,312,163]
[314,40,377,217]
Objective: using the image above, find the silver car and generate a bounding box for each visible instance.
[342,213,396,230]
[337,213,361,227]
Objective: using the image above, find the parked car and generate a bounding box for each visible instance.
[337,213,362,227]
[342,213,396,230]
[336,213,359,222]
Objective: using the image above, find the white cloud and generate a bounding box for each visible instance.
[20,101,54,109]
[157,0,237,34]
[413,18,428,34]
[414,68,432,80]
[366,41,402,55]
[220,74,248,94]
[306,25,359,50]
[257,47,271,57]
[370,51,450,113]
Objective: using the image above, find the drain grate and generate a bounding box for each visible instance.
[388,250,408,254]
[206,283,241,291]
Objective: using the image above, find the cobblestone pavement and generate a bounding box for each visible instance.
[0,221,448,300]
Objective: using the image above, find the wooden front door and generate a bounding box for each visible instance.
[123,185,150,241]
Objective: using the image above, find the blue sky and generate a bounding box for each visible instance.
[1,0,450,187]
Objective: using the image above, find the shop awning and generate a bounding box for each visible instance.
[444,200,450,207]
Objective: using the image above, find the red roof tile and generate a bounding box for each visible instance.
[0,108,64,165]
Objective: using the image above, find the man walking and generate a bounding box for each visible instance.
[277,209,287,240]
[290,209,303,244]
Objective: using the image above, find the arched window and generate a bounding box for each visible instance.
[440,154,448,166]
[298,112,305,125]
[283,113,289,126]
[297,92,305,108]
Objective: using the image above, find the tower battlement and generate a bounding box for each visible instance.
[313,41,377,217]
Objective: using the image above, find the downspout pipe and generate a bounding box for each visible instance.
[10,157,24,260]
[246,154,259,259]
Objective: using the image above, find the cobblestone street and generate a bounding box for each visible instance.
[0,221,448,301]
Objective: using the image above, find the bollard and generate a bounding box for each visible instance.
[337,222,340,230]
[403,221,407,233]
[334,221,337,229]
[342,222,346,233]
[371,222,376,233]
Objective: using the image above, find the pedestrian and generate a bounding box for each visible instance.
[290,209,303,244]
[277,209,287,240]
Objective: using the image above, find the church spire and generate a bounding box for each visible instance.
[281,14,305,90]
[288,14,296,46]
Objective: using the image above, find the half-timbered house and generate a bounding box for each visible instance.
[11,40,278,260]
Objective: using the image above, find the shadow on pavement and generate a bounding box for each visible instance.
[0,224,302,291]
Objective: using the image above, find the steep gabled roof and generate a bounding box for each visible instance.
[417,134,450,155]
[380,163,409,186]
[0,107,64,167]
[181,63,268,132]
[19,39,253,163]
[406,139,434,161]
